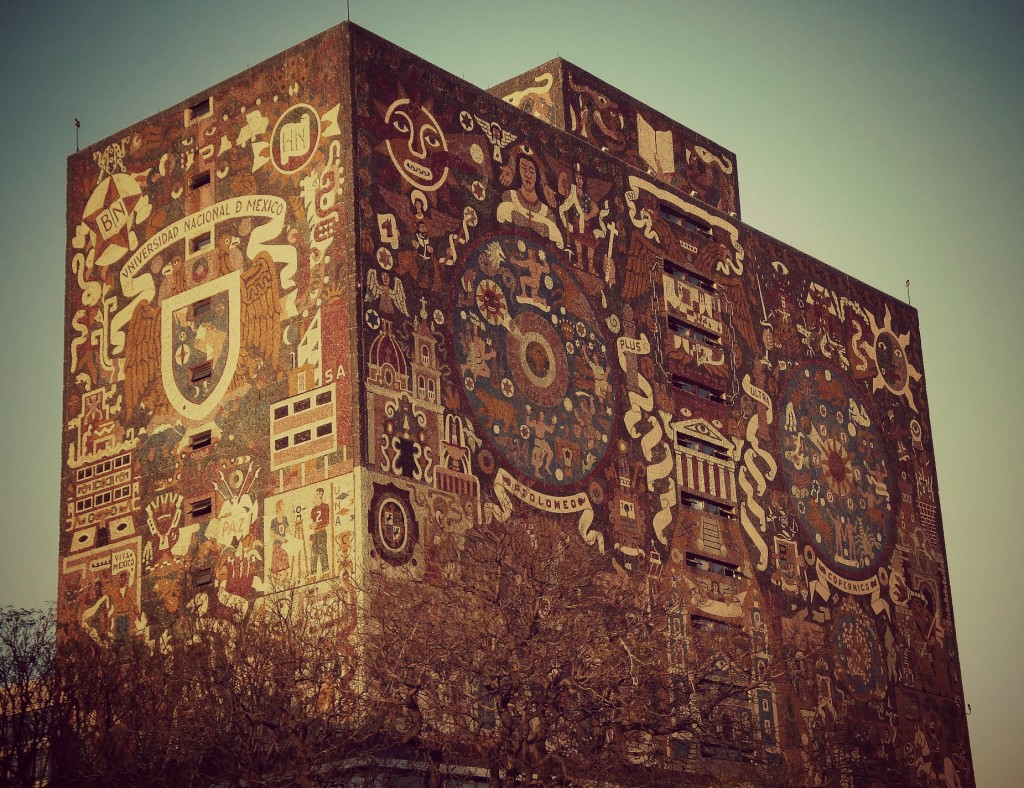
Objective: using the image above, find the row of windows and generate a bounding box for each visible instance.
[75,484,132,513]
[186,96,212,125]
[190,297,212,321]
[190,231,212,255]
[273,389,333,420]
[672,375,726,403]
[691,614,737,634]
[190,169,211,190]
[663,258,716,292]
[686,552,744,578]
[190,430,213,450]
[659,203,713,237]
[680,491,736,519]
[273,421,333,451]
[189,497,213,519]
[668,315,721,348]
[189,360,213,384]
[76,453,131,481]
[676,433,731,461]
[700,743,758,763]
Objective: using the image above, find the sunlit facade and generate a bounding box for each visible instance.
[61,22,973,785]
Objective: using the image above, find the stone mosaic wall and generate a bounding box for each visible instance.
[352,27,971,783]
[61,26,358,648]
[493,59,741,218]
[59,22,972,784]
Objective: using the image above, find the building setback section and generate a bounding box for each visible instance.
[490,58,741,218]
[61,21,973,784]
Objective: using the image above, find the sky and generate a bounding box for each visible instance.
[1,0,1021,783]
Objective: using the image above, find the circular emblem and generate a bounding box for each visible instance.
[271,103,320,174]
[369,484,417,566]
[780,364,894,579]
[506,312,568,407]
[452,235,615,488]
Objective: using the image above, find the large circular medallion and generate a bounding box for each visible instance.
[780,364,894,578]
[452,235,615,487]
[271,103,321,174]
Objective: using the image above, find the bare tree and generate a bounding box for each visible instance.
[47,584,388,787]
[361,512,806,786]
[0,606,56,787]
[776,709,911,788]
[3,520,834,786]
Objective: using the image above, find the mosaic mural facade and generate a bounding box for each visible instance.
[62,25,359,650]
[61,23,972,784]
[492,59,741,218]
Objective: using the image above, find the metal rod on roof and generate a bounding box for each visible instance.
[905,279,911,305]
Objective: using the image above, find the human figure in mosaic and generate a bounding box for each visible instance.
[558,164,600,273]
[309,487,331,576]
[270,499,290,575]
[497,153,563,246]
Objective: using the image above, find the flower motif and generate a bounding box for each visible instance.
[822,438,853,498]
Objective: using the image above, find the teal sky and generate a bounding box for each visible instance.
[2,1,1020,783]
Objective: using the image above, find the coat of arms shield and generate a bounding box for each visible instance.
[160,270,241,421]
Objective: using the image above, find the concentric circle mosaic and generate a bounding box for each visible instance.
[833,599,887,701]
[780,363,894,578]
[452,234,615,487]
